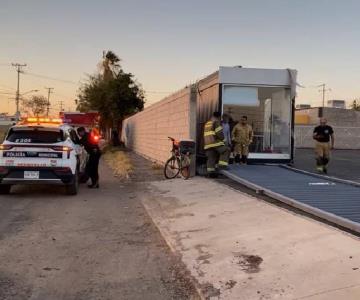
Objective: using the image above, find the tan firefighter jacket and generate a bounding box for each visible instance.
[232,123,253,145]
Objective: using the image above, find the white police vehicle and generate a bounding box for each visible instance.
[0,117,88,195]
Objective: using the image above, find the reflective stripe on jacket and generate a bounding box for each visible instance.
[203,119,225,150]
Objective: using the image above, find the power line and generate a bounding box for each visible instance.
[53,91,75,99]
[0,84,15,91]
[145,90,172,94]
[24,71,78,85]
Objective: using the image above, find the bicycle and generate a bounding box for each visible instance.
[164,137,192,180]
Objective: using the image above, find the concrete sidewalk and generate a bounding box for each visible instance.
[142,177,360,300]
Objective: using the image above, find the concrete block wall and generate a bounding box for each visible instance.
[296,107,360,126]
[122,87,193,164]
[295,125,360,149]
[322,108,360,127]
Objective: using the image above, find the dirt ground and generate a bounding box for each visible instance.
[0,151,199,300]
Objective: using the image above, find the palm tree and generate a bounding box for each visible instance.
[351,99,360,111]
[101,50,121,80]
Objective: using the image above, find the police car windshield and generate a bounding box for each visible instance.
[6,128,64,144]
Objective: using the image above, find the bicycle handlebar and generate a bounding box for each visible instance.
[168,136,175,142]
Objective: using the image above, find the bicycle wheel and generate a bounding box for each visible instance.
[164,156,180,179]
[180,155,191,180]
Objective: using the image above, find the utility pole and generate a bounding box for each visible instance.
[318,84,331,107]
[11,63,27,120]
[45,87,54,116]
[58,100,64,112]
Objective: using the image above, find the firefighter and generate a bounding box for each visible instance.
[232,116,253,164]
[204,112,230,175]
[313,118,334,174]
[77,127,101,188]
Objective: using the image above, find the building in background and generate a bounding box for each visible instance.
[296,104,311,109]
[327,99,346,109]
[0,113,16,126]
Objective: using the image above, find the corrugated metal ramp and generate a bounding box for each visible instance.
[221,165,360,233]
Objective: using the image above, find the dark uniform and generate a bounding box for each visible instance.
[313,124,334,173]
[203,118,230,174]
[79,131,101,186]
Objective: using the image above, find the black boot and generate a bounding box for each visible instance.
[316,157,323,172]
[322,157,329,174]
[241,155,248,164]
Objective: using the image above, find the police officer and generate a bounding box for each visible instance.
[203,112,230,176]
[77,127,101,188]
[232,116,253,164]
[313,118,334,174]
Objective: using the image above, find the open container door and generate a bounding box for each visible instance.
[219,67,296,163]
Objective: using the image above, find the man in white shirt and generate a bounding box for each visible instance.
[222,114,232,147]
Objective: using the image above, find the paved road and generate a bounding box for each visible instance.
[0,156,197,300]
[294,148,360,182]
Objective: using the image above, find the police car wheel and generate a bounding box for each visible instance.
[0,185,11,195]
[65,171,79,195]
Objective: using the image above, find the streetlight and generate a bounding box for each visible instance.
[20,89,39,97]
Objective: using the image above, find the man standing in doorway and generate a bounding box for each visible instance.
[222,114,232,148]
[232,116,253,164]
[313,118,334,174]
[203,112,230,176]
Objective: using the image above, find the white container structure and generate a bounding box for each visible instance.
[122,66,297,169]
[196,66,297,163]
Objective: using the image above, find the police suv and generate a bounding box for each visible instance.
[0,117,87,195]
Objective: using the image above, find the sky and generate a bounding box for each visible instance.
[1,0,360,115]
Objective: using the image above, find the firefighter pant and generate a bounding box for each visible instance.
[205,145,230,173]
[234,143,250,156]
[315,142,330,166]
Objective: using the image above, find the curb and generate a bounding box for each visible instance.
[280,164,360,188]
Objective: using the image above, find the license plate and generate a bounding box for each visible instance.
[24,171,40,179]
[4,151,62,158]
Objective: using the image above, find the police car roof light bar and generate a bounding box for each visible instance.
[23,117,63,125]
